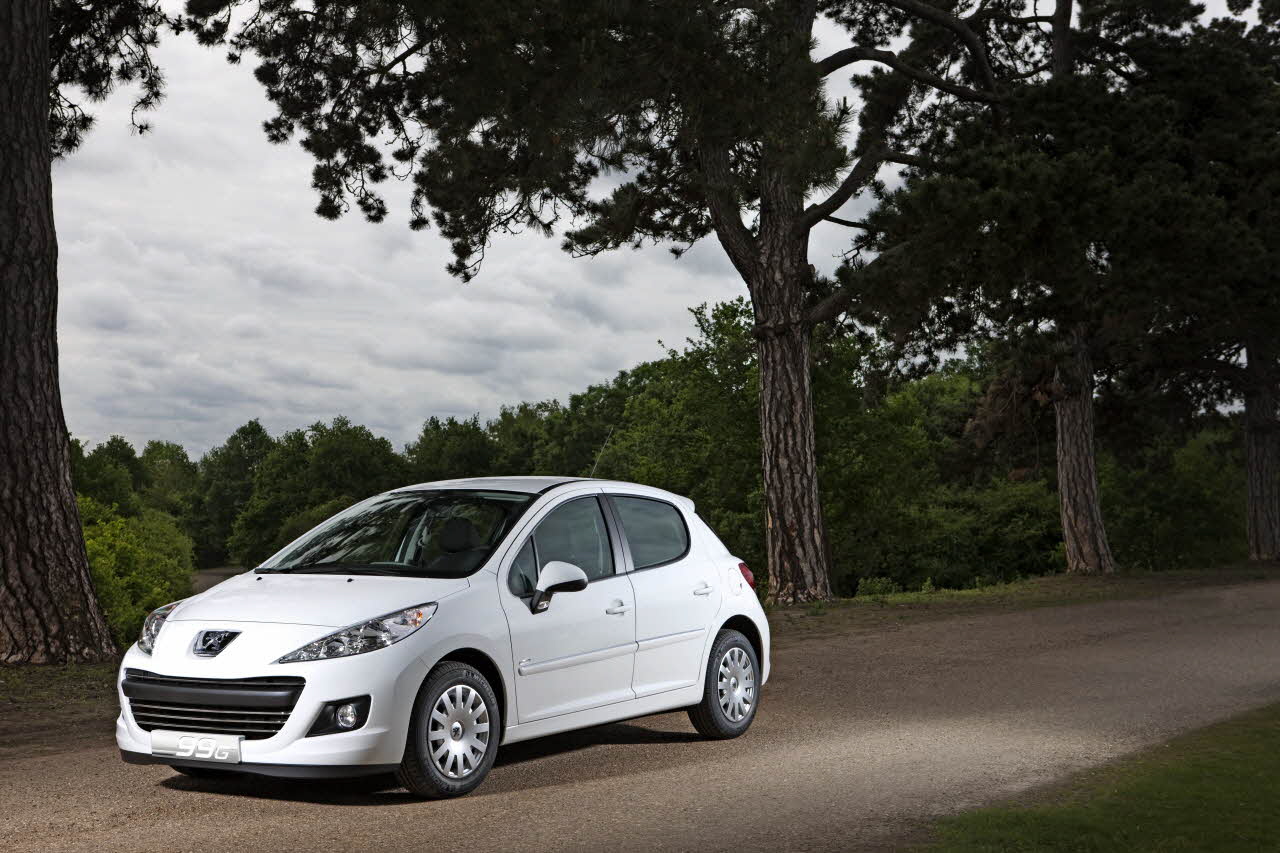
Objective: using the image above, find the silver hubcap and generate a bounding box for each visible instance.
[718,646,755,722]
[428,684,490,778]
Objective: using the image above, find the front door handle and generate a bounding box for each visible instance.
[605,601,632,615]
[693,583,714,596]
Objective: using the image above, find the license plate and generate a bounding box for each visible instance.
[150,730,243,764]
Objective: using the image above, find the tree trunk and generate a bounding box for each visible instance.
[1053,329,1115,575]
[749,224,832,603]
[755,323,833,603]
[0,0,117,663]
[1244,339,1280,562]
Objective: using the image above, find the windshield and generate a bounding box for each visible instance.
[258,490,534,578]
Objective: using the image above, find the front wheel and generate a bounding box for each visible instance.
[397,661,501,798]
[688,629,760,739]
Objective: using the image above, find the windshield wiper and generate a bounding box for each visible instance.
[256,562,414,576]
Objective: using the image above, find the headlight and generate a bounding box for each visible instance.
[275,603,437,664]
[137,601,182,654]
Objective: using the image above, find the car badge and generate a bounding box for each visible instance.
[194,629,240,657]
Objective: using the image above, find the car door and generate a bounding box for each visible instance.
[606,494,722,697]
[500,494,637,723]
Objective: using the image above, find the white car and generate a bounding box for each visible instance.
[116,477,769,797]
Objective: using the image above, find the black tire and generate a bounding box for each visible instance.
[688,628,760,739]
[169,765,237,779]
[397,661,501,798]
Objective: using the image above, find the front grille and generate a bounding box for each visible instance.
[124,669,305,740]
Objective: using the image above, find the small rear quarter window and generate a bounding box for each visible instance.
[612,497,689,569]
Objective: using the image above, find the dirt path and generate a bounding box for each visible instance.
[4,580,1280,852]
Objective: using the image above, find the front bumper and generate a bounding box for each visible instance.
[119,749,398,779]
[115,619,430,771]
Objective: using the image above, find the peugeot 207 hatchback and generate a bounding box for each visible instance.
[117,477,769,797]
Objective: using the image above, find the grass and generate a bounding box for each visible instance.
[767,564,1280,641]
[926,703,1280,852]
[0,659,118,705]
[0,661,120,759]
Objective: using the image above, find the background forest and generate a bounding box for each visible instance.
[72,297,1245,647]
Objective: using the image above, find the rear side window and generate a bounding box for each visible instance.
[612,497,689,569]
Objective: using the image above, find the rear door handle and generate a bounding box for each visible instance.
[605,601,632,615]
[693,583,714,596]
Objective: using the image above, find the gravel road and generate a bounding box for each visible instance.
[4,580,1280,852]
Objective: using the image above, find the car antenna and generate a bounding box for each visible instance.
[590,426,615,477]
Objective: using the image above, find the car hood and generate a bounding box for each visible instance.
[169,571,470,628]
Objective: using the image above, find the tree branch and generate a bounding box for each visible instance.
[815,45,1001,103]
[877,0,999,93]
[796,137,890,232]
[697,144,758,281]
[363,39,426,78]
[978,12,1055,24]
[824,215,872,228]
[805,242,911,327]
[885,149,934,169]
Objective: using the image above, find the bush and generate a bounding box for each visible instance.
[838,477,1062,595]
[857,576,903,596]
[1101,427,1246,570]
[79,497,194,648]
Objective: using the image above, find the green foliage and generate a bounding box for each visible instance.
[71,436,142,516]
[406,416,495,482]
[49,1,182,156]
[187,419,275,567]
[78,497,194,649]
[856,577,902,597]
[228,417,407,567]
[1101,427,1247,570]
[139,439,199,516]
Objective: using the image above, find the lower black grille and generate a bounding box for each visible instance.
[124,669,305,740]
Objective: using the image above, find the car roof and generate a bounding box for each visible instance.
[394,476,594,495]
[393,476,692,507]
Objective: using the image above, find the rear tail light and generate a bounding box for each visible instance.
[738,562,755,589]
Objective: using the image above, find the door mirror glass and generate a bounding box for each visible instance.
[530,560,588,613]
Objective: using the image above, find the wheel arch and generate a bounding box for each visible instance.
[434,647,509,731]
[719,613,764,666]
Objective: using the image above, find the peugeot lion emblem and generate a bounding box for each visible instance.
[194,630,240,657]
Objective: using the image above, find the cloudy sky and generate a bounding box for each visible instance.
[53,16,872,457]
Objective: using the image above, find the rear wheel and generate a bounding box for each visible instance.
[688,629,760,739]
[397,661,501,798]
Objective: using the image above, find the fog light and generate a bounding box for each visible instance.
[335,703,359,729]
[307,695,371,737]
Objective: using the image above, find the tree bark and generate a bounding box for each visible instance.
[1053,329,1115,575]
[1244,339,1280,562]
[750,224,832,603]
[0,0,117,662]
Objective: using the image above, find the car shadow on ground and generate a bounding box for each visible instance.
[157,720,705,806]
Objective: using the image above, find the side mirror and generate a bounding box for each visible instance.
[530,561,588,614]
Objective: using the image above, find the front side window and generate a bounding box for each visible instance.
[612,496,689,569]
[507,497,615,595]
[260,490,533,578]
